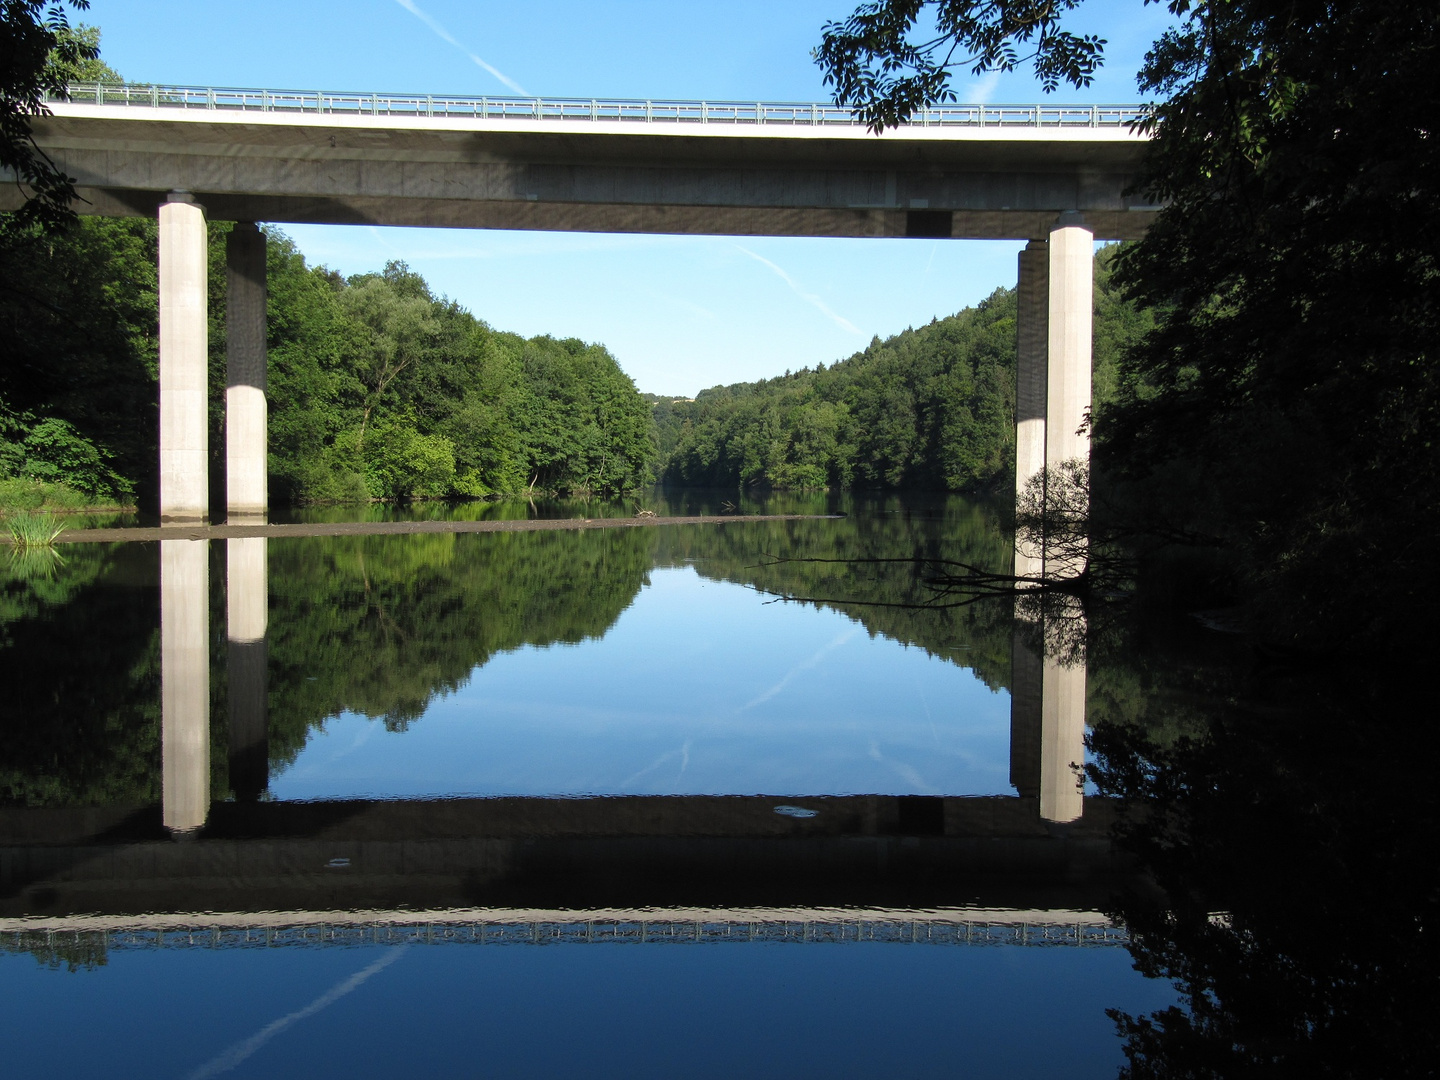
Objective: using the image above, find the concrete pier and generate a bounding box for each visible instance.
[1045,212,1094,470]
[161,540,210,835]
[1014,239,1049,581]
[225,223,267,517]
[1039,633,1087,824]
[158,192,208,522]
[226,538,268,801]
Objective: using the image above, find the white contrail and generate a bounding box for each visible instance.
[744,628,857,709]
[868,740,934,793]
[185,948,408,1079]
[392,0,530,95]
[962,70,1003,105]
[733,245,866,337]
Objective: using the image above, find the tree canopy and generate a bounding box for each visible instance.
[660,247,1148,492]
[819,0,1440,653]
[817,0,1106,131]
[0,219,658,507]
[0,1,99,233]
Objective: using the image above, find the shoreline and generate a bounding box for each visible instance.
[9,513,841,545]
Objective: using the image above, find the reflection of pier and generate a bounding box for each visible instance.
[157,539,1092,831]
[118,538,1107,918]
[1010,627,1086,824]
[160,540,208,835]
[226,537,268,801]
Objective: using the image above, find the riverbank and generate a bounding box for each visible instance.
[9,513,840,545]
[0,479,132,516]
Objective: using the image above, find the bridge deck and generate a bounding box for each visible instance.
[12,85,1159,239]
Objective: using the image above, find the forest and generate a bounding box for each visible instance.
[0,218,656,508]
[659,247,1149,492]
[0,211,1150,511]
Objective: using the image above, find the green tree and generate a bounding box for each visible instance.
[816,0,1106,131]
[659,276,1152,494]
[0,1,100,233]
[816,0,1440,652]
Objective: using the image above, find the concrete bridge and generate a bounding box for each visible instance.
[12,84,1155,526]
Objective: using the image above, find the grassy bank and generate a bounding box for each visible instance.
[0,478,132,516]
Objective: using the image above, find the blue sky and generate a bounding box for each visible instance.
[85,0,1170,394]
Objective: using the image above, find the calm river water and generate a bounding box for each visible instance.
[0,493,1431,1077]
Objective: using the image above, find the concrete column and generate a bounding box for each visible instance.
[1045,212,1094,469]
[1014,239,1048,581]
[227,537,269,801]
[159,192,209,522]
[1039,637,1087,824]
[162,539,210,835]
[226,223,268,518]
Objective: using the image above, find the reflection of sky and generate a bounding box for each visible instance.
[0,937,1175,1079]
[271,567,1011,800]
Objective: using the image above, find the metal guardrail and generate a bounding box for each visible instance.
[47,84,1150,130]
[5,917,1129,954]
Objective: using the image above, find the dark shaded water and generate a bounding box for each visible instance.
[1,493,1433,1077]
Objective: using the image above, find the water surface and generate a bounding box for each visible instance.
[0,493,1216,1078]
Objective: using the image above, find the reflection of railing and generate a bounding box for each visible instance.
[48,84,1150,130]
[5,917,1127,952]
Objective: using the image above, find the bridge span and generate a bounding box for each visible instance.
[9,84,1155,531]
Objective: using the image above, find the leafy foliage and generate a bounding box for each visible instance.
[0,216,158,505]
[1088,665,1440,1079]
[0,2,99,232]
[662,248,1145,492]
[818,0,1440,655]
[1099,0,1440,652]
[0,220,656,506]
[816,0,1106,130]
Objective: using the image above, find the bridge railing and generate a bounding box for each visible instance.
[5,917,1130,957]
[47,83,1150,129]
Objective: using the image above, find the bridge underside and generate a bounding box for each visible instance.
[0,795,1135,918]
[10,107,1141,549]
[66,186,1153,241]
[17,110,1157,240]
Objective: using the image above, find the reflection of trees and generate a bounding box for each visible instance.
[1088,672,1439,1077]
[0,544,162,806]
[655,496,1018,693]
[1,494,1227,808]
[263,527,656,769]
[2,930,108,973]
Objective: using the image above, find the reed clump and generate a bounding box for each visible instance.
[5,512,67,547]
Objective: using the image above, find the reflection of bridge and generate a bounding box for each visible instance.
[0,792,1130,917]
[1,907,1128,952]
[1,535,1105,920]
[157,532,1089,835]
[12,86,1150,525]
